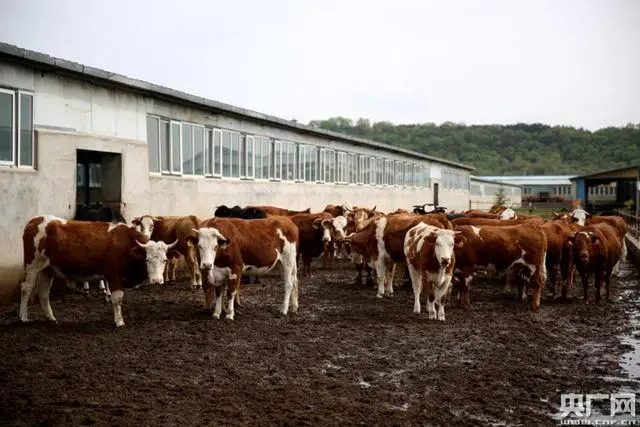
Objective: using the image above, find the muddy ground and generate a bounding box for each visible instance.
[0,259,639,426]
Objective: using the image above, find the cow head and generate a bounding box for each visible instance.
[312,217,332,242]
[426,229,462,267]
[134,239,179,284]
[322,215,347,241]
[568,231,600,265]
[193,227,231,270]
[570,209,591,226]
[499,208,517,220]
[132,215,158,239]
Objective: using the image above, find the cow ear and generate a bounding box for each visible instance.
[571,216,579,223]
[185,236,197,248]
[131,217,141,226]
[321,218,332,228]
[455,235,467,247]
[219,238,231,250]
[586,212,593,219]
[312,218,322,229]
[130,246,145,260]
[567,232,576,243]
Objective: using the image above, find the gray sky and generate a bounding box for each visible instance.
[1,0,638,130]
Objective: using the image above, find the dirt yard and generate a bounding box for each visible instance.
[0,259,638,426]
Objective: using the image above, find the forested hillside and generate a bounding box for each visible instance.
[308,117,640,176]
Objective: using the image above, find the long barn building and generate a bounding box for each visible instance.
[0,43,474,303]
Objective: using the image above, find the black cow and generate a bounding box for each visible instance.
[412,203,447,215]
[74,205,127,223]
[214,205,268,219]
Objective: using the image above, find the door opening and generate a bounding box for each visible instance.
[76,149,123,215]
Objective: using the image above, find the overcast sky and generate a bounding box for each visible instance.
[1,0,638,130]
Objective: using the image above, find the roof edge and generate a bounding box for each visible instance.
[0,42,474,171]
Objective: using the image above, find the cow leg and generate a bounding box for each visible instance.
[82,281,90,296]
[435,280,450,321]
[104,282,112,303]
[459,269,474,309]
[354,261,364,286]
[111,288,125,327]
[302,254,311,277]
[375,259,388,298]
[185,247,201,290]
[37,273,57,324]
[290,267,300,313]
[225,273,241,321]
[594,268,604,303]
[425,275,437,320]
[202,270,215,310]
[212,284,225,319]
[580,270,589,302]
[384,263,396,296]
[19,265,43,323]
[407,265,422,313]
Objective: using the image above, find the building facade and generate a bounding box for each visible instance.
[469,176,522,210]
[0,43,473,303]
[478,175,576,203]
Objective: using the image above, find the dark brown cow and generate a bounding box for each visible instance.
[453,223,548,312]
[568,223,622,302]
[289,212,333,277]
[463,210,501,219]
[19,216,178,327]
[248,205,311,216]
[132,215,201,289]
[404,223,466,320]
[323,203,352,218]
[194,216,299,320]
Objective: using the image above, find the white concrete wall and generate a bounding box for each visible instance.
[0,60,472,304]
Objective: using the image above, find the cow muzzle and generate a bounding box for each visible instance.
[148,276,164,285]
[440,258,451,267]
[579,252,589,263]
[201,262,213,270]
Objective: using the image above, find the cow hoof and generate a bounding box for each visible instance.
[19,317,30,323]
[212,313,221,320]
[191,285,202,290]
[115,322,125,328]
[376,293,384,299]
[225,315,235,321]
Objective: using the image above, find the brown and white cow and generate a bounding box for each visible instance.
[345,213,452,298]
[320,215,349,267]
[451,216,544,227]
[404,223,466,320]
[248,205,311,217]
[19,216,178,327]
[323,203,353,218]
[568,222,622,302]
[195,216,299,320]
[453,223,548,312]
[133,215,201,289]
[289,212,334,277]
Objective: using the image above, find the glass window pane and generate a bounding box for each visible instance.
[19,94,33,166]
[89,163,102,188]
[146,116,160,172]
[77,163,85,187]
[160,121,170,172]
[221,131,231,177]
[193,126,204,175]
[214,130,222,175]
[246,136,254,178]
[273,141,281,179]
[231,132,240,178]
[205,129,212,175]
[0,92,13,163]
[182,124,194,175]
[171,123,181,173]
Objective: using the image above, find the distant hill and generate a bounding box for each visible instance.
[308,117,640,175]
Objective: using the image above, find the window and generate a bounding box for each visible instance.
[205,129,213,176]
[336,152,347,184]
[369,157,377,185]
[170,122,182,174]
[0,88,34,168]
[273,140,282,180]
[193,125,205,176]
[376,158,384,185]
[282,141,296,181]
[298,144,317,182]
[220,130,241,178]
[385,159,393,186]
[160,120,170,173]
[212,129,222,176]
[254,136,271,180]
[318,148,335,183]
[146,116,160,173]
[182,124,194,175]
[347,153,358,184]
[358,155,369,184]
[395,161,404,186]
[244,135,255,178]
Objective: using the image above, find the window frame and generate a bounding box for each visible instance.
[17,90,34,168]
[336,152,348,184]
[272,140,282,181]
[244,135,255,179]
[0,88,16,167]
[169,120,183,175]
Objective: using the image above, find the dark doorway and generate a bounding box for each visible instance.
[433,182,439,206]
[76,149,123,214]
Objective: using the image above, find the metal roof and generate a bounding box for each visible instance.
[569,164,640,181]
[478,175,575,186]
[0,42,474,171]
[469,175,522,187]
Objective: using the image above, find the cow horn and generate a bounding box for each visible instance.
[167,239,179,249]
[135,240,149,248]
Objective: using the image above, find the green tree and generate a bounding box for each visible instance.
[493,186,509,206]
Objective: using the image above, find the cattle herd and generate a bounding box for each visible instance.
[17,202,628,328]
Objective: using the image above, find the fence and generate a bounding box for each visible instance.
[617,210,640,240]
